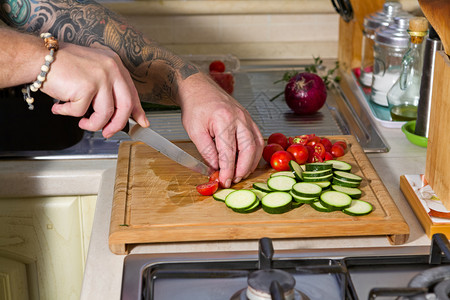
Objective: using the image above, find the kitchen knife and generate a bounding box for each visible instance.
[122,119,212,176]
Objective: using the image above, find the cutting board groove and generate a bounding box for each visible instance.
[109,136,409,254]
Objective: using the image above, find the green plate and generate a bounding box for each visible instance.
[401,120,428,148]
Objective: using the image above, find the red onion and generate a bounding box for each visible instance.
[284,72,327,114]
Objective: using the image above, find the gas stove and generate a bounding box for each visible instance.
[121,234,450,300]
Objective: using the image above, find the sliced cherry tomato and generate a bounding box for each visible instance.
[209,171,220,182]
[305,145,315,163]
[324,152,334,161]
[196,180,219,196]
[287,144,309,165]
[306,136,321,147]
[311,152,323,163]
[313,142,326,159]
[320,138,333,152]
[287,136,295,148]
[267,133,288,149]
[292,135,310,146]
[331,144,345,158]
[209,60,226,73]
[333,141,348,150]
[270,150,295,171]
[262,143,284,163]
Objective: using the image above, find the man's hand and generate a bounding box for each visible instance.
[178,72,264,188]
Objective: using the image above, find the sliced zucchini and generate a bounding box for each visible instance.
[291,201,304,208]
[302,173,333,182]
[213,188,236,202]
[342,200,373,216]
[333,170,362,183]
[289,160,304,181]
[261,192,292,214]
[244,200,261,213]
[327,160,352,172]
[319,191,352,210]
[251,189,268,200]
[270,171,296,179]
[332,177,361,188]
[292,182,322,198]
[253,182,272,193]
[289,191,317,204]
[311,201,336,212]
[225,190,257,213]
[331,185,362,199]
[267,176,296,192]
[314,181,332,189]
[302,169,333,178]
[305,162,333,171]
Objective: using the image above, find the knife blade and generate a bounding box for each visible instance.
[122,119,212,176]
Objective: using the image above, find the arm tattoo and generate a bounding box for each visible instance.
[0,0,199,105]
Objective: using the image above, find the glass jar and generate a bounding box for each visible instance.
[370,15,412,107]
[359,1,403,87]
[387,17,429,121]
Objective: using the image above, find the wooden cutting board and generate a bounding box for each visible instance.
[109,135,409,254]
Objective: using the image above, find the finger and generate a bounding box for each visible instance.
[233,121,259,183]
[213,121,237,188]
[249,122,265,172]
[52,98,88,117]
[78,88,114,133]
[189,130,219,172]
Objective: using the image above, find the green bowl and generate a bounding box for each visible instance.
[401,120,428,148]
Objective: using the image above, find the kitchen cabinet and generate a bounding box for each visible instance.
[0,195,96,300]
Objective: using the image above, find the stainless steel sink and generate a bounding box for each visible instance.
[0,67,388,159]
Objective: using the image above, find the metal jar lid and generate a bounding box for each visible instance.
[374,15,412,48]
[364,1,403,31]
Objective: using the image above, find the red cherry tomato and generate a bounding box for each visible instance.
[333,141,348,150]
[305,145,315,163]
[331,144,345,158]
[324,152,334,161]
[267,133,288,149]
[313,142,326,159]
[209,60,226,73]
[311,152,323,163]
[262,143,284,163]
[320,138,333,152]
[306,136,321,147]
[287,144,309,165]
[292,135,310,146]
[196,180,219,196]
[209,72,234,94]
[209,171,220,182]
[270,150,295,171]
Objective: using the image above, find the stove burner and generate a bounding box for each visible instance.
[408,265,450,300]
[435,279,450,300]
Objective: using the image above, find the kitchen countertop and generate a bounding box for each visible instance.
[79,120,430,299]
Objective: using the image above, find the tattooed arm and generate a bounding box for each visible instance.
[0,0,264,187]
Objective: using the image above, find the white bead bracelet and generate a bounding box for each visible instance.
[22,32,59,110]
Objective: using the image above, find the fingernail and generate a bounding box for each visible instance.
[225,179,232,188]
[233,177,242,184]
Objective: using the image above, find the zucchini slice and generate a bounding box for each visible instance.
[252,182,272,193]
[303,173,333,182]
[311,201,336,212]
[327,160,352,172]
[213,188,236,202]
[250,189,268,200]
[270,171,296,179]
[333,170,362,183]
[289,191,317,204]
[319,191,352,210]
[305,162,333,171]
[292,182,322,198]
[342,200,373,216]
[261,192,292,214]
[289,160,304,181]
[267,176,296,192]
[332,177,361,188]
[313,181,332,189]
[331,185,362,199]
[302,169,333,178]
[225,190,257,213]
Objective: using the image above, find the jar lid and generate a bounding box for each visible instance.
[364,1,403,31]
[374,15,413,48]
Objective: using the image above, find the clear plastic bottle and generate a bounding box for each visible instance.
[387,17,429,121]
[359,1,403,87]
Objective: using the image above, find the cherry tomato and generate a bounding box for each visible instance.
[262,143,284,163]
[313,142,326,159]
[331,144,345,158]
[287,144,309,165]
[311,152,323,163]
[333,141,348,150]
[267,133,288,149]
[209,60,226,73]
[324,152,334,161]
[209,72,234,94]
[196,180,219,196]
[209,171,220,182]
[287,136,295,148]
[306,136,321,147]
[292,135,310,146]
[270,150,295,171]
[305,145,315,163]
[320,138,333,152]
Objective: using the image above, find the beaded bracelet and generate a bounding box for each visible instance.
[22,32,59,110]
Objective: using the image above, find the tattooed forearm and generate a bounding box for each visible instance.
[0,0,199,104]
